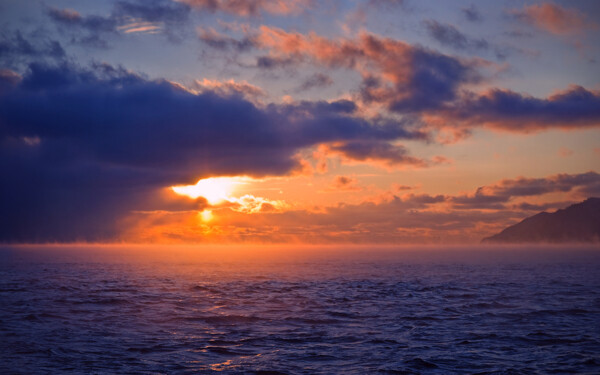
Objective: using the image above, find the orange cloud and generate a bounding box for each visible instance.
[120,171,600,244]
[511,3,597,35]
[192,78,266,102]
[325,176,362,192]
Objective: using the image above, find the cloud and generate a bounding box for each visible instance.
[0,30,66,67]
[246,26,600,134]
[121,193,521,243]
[423,20,488,51]
[253,26,484,113]
[47,7,118,48]
[227,194,289,213]
[197,26,257,50]
[326,176,362,192]
[256,55,298,69]
[329,141,428,168]
[394,184,415,191]
[368,0,407,6]
[451,171,600,209]
[0,62,425,242]
[118,21,165,35]
[422,20,519,61]
[191,78,266,101]
[401,193,446,205]
[121,170,600,243]
[294,73,333,92]
[462,4,482,22]
[510,201,573,212]
[436,85,600,132]
[175,0,312,17]
[115,0,191,25]
[47,8,117,34]
[510,3,597,35]
[47,1,191,47]
[0,69,21,93]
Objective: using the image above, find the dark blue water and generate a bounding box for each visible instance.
[1,245,599,374]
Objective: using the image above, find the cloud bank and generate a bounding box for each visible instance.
[0,62,425,241]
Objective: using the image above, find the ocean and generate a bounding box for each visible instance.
[0,245,598,374]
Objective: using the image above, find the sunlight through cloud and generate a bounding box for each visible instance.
[172,177,289,214]
[171,177,248,204]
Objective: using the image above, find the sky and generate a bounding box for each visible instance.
[0,0,599,244]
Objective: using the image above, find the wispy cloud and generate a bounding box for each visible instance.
[117,21,163,34]
[423,20,488,51]
[175,0,313,17]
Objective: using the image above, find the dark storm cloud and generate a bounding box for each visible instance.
[0,62,423,242]
[423,20,488,51]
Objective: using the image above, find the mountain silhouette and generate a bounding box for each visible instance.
[482,198,600,243]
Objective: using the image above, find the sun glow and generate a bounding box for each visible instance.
[171,177,247,204]
[199,210,213,221]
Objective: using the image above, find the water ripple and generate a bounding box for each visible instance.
[1,246,599,374]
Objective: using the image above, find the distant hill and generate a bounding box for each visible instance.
[482,198,600,244]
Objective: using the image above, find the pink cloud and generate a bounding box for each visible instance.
[510,3,597,35]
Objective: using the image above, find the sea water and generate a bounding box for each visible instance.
[0,245,598,374]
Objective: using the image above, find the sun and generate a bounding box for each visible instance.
[199,210,213,222]
[171,177,246,204]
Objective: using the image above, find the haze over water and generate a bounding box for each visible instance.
[1,245,598,374]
